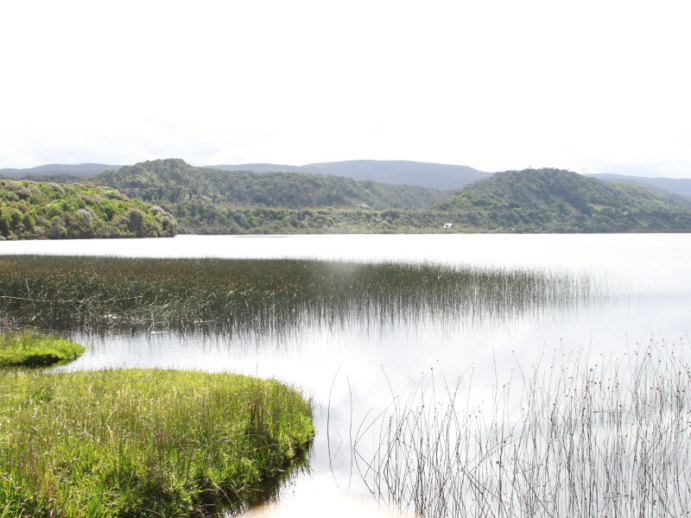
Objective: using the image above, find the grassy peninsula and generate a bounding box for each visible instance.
[0,369,314,517]
[0,273,316,516]
[0,330,84,367]
[0,179,177,240]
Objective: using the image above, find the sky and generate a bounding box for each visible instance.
[1,0,690,177]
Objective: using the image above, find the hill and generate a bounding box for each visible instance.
[0,163,121,178]
[91,163,691,235]
[434,168,691,232]
[91,159,450,234]
[92,159,447,211]
[585,173,691,199]
[0,179,177,240]
[205,159,491,190]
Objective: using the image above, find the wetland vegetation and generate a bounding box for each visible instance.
[0,369,314,517]
[0,255,595,332]
[356,340,691,518]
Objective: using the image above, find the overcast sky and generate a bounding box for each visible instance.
[1,0,690,177]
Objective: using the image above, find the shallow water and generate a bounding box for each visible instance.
[4,234,691,516]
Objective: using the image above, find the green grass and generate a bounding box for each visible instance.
[0,255,595,331]
[0,369,314,517]
[0,330,85,367]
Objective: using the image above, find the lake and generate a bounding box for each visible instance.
[2,234,690,517]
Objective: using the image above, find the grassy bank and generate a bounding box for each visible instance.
[356,341,691,517]
[0,369,314,517]
[0,330,84,367]
[0,256,595,331]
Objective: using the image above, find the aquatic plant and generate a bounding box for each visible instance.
[0,256,597,333]
[0,369,314,516]
[355,340,691,517]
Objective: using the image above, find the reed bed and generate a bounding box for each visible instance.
[0,330,84,367]
[355,340,691,518]
[0,256,596,333]
[0,369,314,517]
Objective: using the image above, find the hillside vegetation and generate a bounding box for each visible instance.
[435,168,691,232]
[5,164,690,236]
[94,165,691,235]
[93,159,446,210]
[0,179,177,239]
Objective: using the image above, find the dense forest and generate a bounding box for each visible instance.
[0,179,177,240]
[93,159,446,210]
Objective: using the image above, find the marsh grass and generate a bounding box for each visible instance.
[355,340,691,518]
[0,256,597,333]
[0,330,84,367]
[0,369,314,517]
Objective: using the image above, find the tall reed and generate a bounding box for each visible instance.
[0,256,598,333]
[355,340,691,518]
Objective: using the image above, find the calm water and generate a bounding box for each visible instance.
[3,234,690,517]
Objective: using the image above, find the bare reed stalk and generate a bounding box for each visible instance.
[355,340,691,518]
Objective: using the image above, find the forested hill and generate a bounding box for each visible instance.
[434,168,691,232]
[206,160,491,190]
[92,159,447,210]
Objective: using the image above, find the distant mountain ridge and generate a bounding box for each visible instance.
[585,173,691,199]
[205,160,491,190]
[92,159,447,211]
[0,163,122,178]
[1,160,489,190]
[7,161,691,200]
